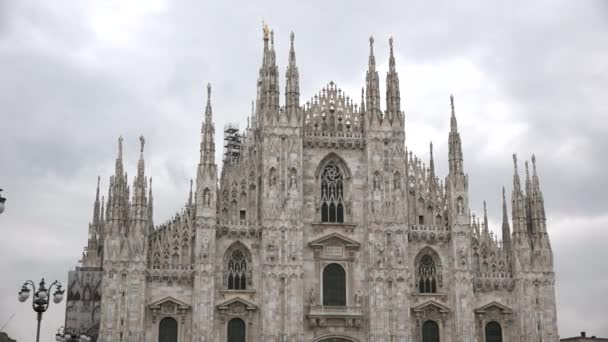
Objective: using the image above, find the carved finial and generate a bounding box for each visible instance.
[290,31,294,45]
[207,83,211,98]
[525,160,530,178]
[531,154,537,172]
[139,135,145,153]
[502,186,506,201]
[512,153,518,171]
[389,36,394,52]
[369,36,374,46]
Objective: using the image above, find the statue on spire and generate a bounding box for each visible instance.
[262,21,270,40]
[139,135,145,153]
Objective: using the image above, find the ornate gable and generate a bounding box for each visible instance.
[474,301,512,314]
[309,233,360,259]
[148,296,190,323]
[412,300,450,314]
[216,297,258,315]
[309,232,360,250]
[149,296,190,312]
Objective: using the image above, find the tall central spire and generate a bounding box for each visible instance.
[257,23,280,124]
[385,37,401,124]
[200,83,215,165]
[502,186,512,261]
[448,95,464,174]
[366,36,381,125]
[285,31,300,119]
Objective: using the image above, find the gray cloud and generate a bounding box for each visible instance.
[1,0,607,340]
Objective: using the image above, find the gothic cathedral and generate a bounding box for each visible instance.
[64,27,559,342]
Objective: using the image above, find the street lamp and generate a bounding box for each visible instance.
[18,278,65,342]
[0,189,6,214]
[56,326,91,342]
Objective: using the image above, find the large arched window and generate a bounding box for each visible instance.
[323,263,346,306]
[321,162,344,223]
[418,255,438,293]
[225,247,249,290]
[158,317,178,342]
[227,318,246,342]
[422,320,440,342]
[485,321,502,342]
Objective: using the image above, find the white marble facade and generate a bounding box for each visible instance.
[66,27,559,342]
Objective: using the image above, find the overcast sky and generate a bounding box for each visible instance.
[1,0,607,340]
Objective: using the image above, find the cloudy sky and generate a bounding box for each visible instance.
[1,0,607,340]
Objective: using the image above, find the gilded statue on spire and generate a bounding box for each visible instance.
[262,21,270,40]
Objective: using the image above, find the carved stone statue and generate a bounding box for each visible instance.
[203,189,210,207]
[201,236,210,259]
[309,287,316,305]
[289,170,297,189]
[267,243,277,261]
[289,241,297,261]
[354,290,362,307]
[395,245,403,264]
[376,242,384,267]
[457,197,464,215]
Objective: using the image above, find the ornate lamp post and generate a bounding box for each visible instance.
[18,278,65,342]
[56,326,91,342]
[0,189,6,214]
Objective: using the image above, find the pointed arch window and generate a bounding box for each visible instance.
[225,248,250,290]
[418,255,438,293]
[321,162,344,223]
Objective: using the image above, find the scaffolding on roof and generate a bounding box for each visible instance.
[222,123,242,171]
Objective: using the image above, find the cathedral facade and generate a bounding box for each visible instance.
[64,27,559,342]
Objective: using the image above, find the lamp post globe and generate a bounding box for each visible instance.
[18,278,64,342]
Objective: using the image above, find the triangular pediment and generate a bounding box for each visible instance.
[412,300,450,313]
[148,296,190,310]
[308,232,360,249]
[216,296,258,311]
[474,301,512,314]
